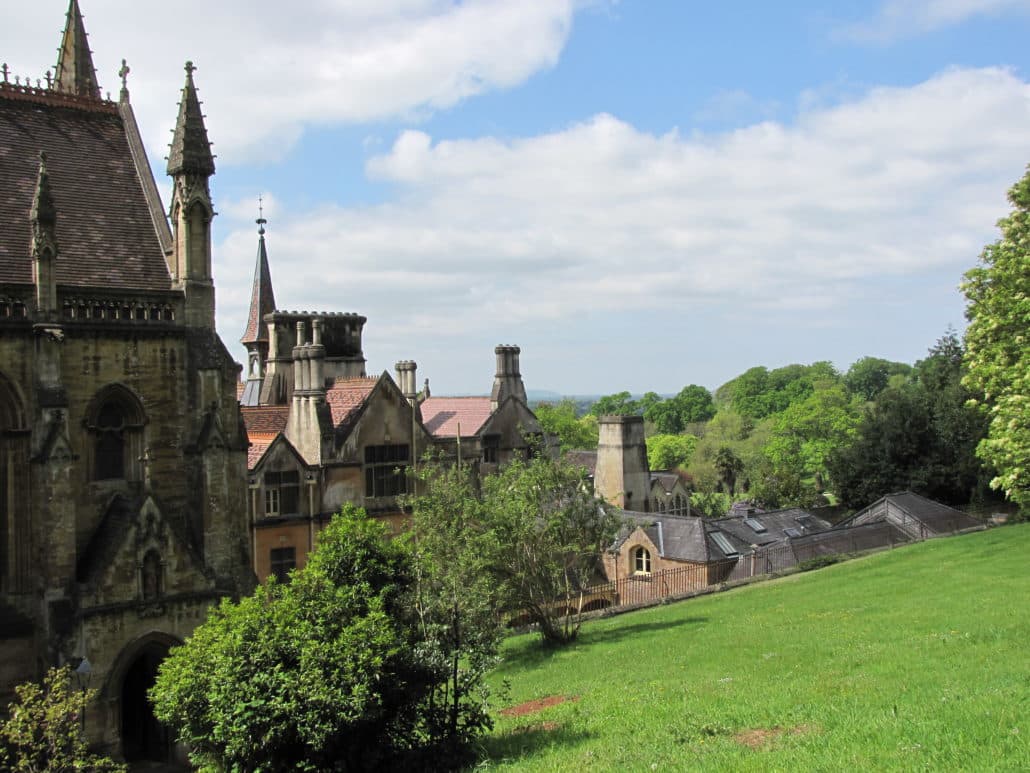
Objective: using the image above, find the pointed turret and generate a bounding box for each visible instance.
[52,0,101,100]
[167,61,215,177]
[167,61,216,328]
[31,153,59,316]
[241,215,277,346]
[240,212,277,406]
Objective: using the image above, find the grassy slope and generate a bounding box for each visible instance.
[481,525,1030,772]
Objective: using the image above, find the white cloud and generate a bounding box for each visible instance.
[209,66,1030,388]
[841,0,1030,42]
[8,0,578,165]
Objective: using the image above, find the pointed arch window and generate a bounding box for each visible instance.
[633,546,652,575]
[87,386,145,482]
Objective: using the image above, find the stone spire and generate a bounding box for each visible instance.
[166,61,215,177]
[31,153,59,316]
[52,0,101,100]
[167,61,216,328]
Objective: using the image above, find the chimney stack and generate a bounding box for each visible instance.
[594,415,651,511]
[395,360,418,404]
[491,344,528,411]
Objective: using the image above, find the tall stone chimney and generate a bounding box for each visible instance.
[285,319,329,464]
[594,415,651,512]
[395,360,418,404]
[491,345,528,411]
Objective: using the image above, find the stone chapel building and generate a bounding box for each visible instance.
[0,1,253,763]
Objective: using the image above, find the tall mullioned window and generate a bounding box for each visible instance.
[264,471,300,517]
[364,444,409,498]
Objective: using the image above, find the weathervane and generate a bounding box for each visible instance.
[257,195,266,235]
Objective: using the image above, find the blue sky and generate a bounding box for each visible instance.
[9,1,1030,395]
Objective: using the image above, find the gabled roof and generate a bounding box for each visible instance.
[614,511,713,564]
[247,432,305,472]
[247,432,278,468]
[420,396,494,438]
[849,491,982,535]
[326,376,378,432]
[650,471,687,494]
[0,90,171,289]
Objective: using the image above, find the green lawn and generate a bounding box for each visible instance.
[479,525,1030,771]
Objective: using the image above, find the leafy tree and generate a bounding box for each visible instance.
[646,433,698,471]
[761,381,861,504]
[643,385,715,433]
[636,391,664,416]
[674,384,717,424]
[150,506,457,772]
[588,391,639,417]
[482,455,621,644]
[689,491,731,518]
[713,446,744,494]
[534,399,598,451]
[845,357,913,402]
[404,463,501,761]
[723,362,841,420]
[828,334,996,509]
[963,169,1030,510]
[0,667,125,773]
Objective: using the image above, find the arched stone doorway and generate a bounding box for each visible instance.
[108,633,180,764]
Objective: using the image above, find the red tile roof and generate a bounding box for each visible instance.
[241,405,289,434]
[247,432,278,468]
[0,88,170,290]
[420,396,493,438]
[325,377,378,429]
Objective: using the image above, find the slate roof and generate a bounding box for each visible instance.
[420,396,493,438]
[613,511,713,563]
[650,471,683,494]
[712,507,830,547]
[566,450,597,476]
[0,87,170,290]
[240,224,276,344]
[849,491,982,535]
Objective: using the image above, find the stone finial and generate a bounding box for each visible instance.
[53,0,101,99]
[166,60,215,177]
[30,152,57,227]
[118,58,130,95]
